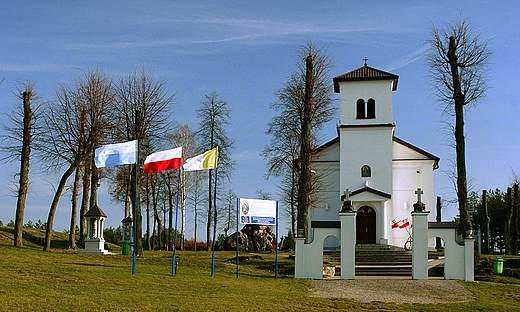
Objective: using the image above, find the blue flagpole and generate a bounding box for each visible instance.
[275,200,279,279]
[172,170,181,275]
[211,167,218,277]
[236,198,239,278]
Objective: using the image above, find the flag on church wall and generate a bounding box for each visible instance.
[94,140,137,168]
[183,147,218,171]
[143,147,182,174]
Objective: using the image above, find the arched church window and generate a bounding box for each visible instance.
[367,99,375,119]
[356,99,365,119]
[361,165,371,177]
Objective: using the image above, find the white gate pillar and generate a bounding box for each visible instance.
[412,211,430,279]
[340,211,356,279]
[464,238,475,281]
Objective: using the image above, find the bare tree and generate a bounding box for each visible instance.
[219,188,237,235]
[428,19,491,237]
[38,69,114,251]
[186,169,205,250]
[111,67,175,256]
[195,92,234,251]
[263,42,335,240]
[0,82,42,247]
[168,124,198,250]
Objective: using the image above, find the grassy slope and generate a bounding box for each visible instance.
[0,226,519,311]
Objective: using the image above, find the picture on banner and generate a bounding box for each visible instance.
[239,198,276,225]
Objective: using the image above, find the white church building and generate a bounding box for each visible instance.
[309,62,439,249]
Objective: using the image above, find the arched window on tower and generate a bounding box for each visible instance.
[367,99,375,119]
[361,165,371,177]
[356,99,365,119]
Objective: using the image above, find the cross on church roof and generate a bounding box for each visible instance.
[363,57,369,66]
[415,187,424,203]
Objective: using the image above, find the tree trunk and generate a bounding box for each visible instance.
[194,200,198,251]
[79,157,92,244]
[296,54,314,242]
[512,184,519,255]
[145,175,151,251]
[44,163,79,251]
[68,167,81,249]
[505,187,512,255]
[435,196,442,249]
[447,36,471,237]
[482,189,490,254]
[14,91,33,248]
[511,183,519,255]
[181,172,186,250]
[131,164,143,257]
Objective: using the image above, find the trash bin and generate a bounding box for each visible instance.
[493,257,503,274]
[122,242,130,255]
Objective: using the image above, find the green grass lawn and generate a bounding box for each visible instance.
[0,227,519,311]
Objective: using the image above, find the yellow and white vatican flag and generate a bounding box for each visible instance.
[182,147,218,171]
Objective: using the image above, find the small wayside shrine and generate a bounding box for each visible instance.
[80,204,109,255]
[295,61,474,281]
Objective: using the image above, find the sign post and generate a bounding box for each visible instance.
[236,198,278,278]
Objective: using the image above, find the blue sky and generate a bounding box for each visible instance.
[1,1,519,237]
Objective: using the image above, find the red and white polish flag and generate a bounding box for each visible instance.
[391,217,401,229]
[143,147,182,174]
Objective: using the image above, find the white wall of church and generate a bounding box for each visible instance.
[338,80,394,125]
[390,160,436,247]
[339,126,394,194]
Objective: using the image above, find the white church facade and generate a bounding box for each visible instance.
[309,62,439,250]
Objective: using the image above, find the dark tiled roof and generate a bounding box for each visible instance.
[85,204,107,217]
[333,65,399,92]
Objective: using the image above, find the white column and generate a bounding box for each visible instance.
[87,218,92,239]
[412,211,430,280]
[93,219,98,238]
[381,202,388,244]
[294,238,305,278]
[99,218,104,239]
[340,211,356,280]
[464,238,475,282]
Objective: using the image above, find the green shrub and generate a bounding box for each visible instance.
[503,268,520,278]
[504,258,520,269]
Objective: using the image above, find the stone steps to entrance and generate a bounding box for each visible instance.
[323,244,415,277]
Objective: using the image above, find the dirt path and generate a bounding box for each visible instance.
[310,279,475,304]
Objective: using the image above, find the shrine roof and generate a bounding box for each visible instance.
[85,204,107,217]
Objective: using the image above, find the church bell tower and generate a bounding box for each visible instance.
[333,60,399,196]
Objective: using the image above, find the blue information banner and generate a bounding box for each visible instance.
[239,198,277,225]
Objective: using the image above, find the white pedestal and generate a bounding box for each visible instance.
[80,238,109,254]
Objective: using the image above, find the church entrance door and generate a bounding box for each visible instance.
[356,206,376,244]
